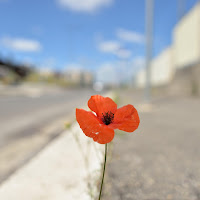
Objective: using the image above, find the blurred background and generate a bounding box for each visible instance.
[0,0,200,199]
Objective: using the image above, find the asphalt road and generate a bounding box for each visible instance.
[0,88,95,146]
[0,87,98,183]
[103,90,200,200]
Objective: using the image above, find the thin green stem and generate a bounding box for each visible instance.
[98,143,107,200]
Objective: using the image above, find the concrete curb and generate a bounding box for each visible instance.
[0,123,104,200]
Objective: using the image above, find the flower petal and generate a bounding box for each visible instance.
[93,125,115,144]
[88,95,117,118]
[109,104,140,132]
[76,108,115,144]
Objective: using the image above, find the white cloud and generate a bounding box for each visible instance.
[95,57,145,85]
[1,37,42,52]
[116,28,145,44]
[57,0,113,13]
[96,61,136,85]
[97,40,131,59]
[98,40,121,53]
[115,48,132,59]
[96,62,117,84]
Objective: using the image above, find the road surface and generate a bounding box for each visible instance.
[103,89,200,200]
[0,87,97,184]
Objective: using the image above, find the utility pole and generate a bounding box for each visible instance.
[177,0,186,21]
[145,0,154,102]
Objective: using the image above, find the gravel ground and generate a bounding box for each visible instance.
[102,90,200,200]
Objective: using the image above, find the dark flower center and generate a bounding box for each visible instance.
[102,111,114,125]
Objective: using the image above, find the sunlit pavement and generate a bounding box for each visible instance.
[103,90,200,200]
[0,124,104,200]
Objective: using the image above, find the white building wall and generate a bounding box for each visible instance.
[173,2,200,69]
[135,47,174,88]
[150,47,174,86]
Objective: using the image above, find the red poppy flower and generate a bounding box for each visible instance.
[76,95,140,144]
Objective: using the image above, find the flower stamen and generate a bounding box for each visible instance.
[102,111,114,125]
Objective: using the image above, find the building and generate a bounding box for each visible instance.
[173,2,200,69]
[134,1,200,96]
[64,68,93,87]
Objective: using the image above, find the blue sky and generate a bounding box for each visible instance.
[0,0,198,82]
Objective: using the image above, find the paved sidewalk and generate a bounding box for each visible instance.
[103,91,200,200]
[0,123,104,200]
